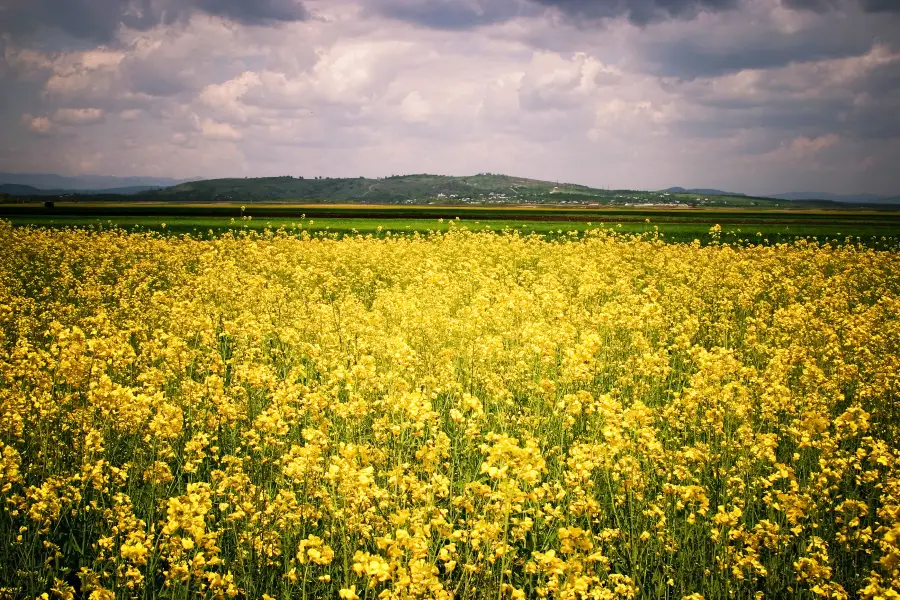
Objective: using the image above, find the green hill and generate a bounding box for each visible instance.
[3,173,791,207]
[154,174,593,203]
[147,174,786,207]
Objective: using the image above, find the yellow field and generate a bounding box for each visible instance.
[1,221,898,600]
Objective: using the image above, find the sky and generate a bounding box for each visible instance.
[0,0,898,195]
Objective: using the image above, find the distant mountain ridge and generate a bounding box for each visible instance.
[662,187,746,196]
[0,183,161,196]
[0,172,195,190]
[771,192,898,204]
[665,186,899,204]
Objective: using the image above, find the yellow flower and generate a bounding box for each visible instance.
[338,586,359,600]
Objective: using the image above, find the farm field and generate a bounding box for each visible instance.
[3,202,900,223]
[3,203,900,246]
[1,220,899,600]
[5,215,900,248]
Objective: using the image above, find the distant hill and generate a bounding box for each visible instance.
[14,172,896,208]
[663,187,746,197]
[150,174,612,204]
[0,172,193,190]
[86,186,164,195]
[3,171,895,207]
[0,184,46,196]
[1,173,789,206]
[141,174,784,207]
[772,192,899,204]
[0,183,161,196]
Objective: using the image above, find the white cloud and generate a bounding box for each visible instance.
[399,91,430,122]
[52,108,105,125]
[198,118,243,141]
[198,71,263,123]
[22,114,53,135]
[518,52,609,111]
[788,133,840,156]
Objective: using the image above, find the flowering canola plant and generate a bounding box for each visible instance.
[0,220,899,600]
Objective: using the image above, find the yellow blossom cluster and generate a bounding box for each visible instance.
[0,220,899,599]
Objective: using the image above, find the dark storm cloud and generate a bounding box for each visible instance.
[860,0,900,12]
[641,33,876,79]
[845,61,900,138]
[533,0,900,24]
[530,0,741,25]
[867,58,900,95]
[372,0,744,27]
[779,0,841,11]
[670,58,900,144]
[368,0,529,29]
[0,0,309,43]
[783,0,900,12]
[635,0,900,80]
[372,0,900,29]
[192,0,309,25]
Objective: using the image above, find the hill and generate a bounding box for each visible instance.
[772,192,898,204]
[153,174,594,203]
[0,172,192,190]
[0,184,47,196]
[663,187,746,196]
[140,174,785,207]
[0,173,792,207]
[2,170,896,208]
[0,183,162,196]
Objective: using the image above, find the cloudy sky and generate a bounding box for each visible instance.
[0,0,898,195]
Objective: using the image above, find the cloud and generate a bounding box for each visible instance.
[198,118,243,141]
[860,0,900,12]
[531,0,742,25]
[194,0,310,24]
[667,43,900,143]
[231,40,426,112]
[51,107,106,125]
[780,0,842,11]
[0,0,898,196]
[368,0,531,29]
[399,91,431,122]
[22,114,54,135]
[18,107,105,137]
[641,29,875,79]
[635,0,900,79]
[517,52,620,112]
[783,0,900,13]
[370,0,900,30]
[198,72,263,123]
[3,16,273,118]
[0,0,309,43]
[373,0,748,27]
[789,133,839,155]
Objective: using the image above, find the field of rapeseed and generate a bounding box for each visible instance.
[1,220,898,600]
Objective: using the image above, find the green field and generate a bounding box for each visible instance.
[2,203,899,247]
